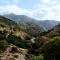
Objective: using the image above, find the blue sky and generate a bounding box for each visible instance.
[0,0,39,9]
[0,0,60,20]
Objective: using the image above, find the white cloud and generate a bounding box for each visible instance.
[0,0,60,21]
[31,0,60,21]
[0,5,33,16]
[41,0,51,4]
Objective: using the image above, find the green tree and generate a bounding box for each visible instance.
[7,35,28,48]
[43,37,60,60]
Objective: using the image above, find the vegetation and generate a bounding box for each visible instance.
[0,16,60,60]
[7,35,29,48]
[26,54,44,60]
[0,40,8,52]
[43,37,60,60]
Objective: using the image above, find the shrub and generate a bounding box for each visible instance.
[43,36,60,60]
[7,35,28,48]
[26,54,44,60]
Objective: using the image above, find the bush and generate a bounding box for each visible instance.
[31,55,44,60]
[43,36,60,60]
[26,54,44,60]
[0,33,5,40]
[7,35,28,48]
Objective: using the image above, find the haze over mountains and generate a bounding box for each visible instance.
[4,13,60,31]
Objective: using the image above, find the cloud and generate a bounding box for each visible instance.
[0,0,60,21]
[0,5,33,17]
[31,0,60,21]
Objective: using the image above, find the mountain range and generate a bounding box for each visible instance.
[0,14,60,60]
[4,13,60,31]
[0,16,45,37]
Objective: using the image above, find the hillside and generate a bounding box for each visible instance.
[0,15,60,60]
[4,14,47,37]
[4,13,59,30]
[0,16,32,60]
[41,23,60,60]
[45,23,60,38]
[27,23,60,60]
[0,16,17,26]
[39,23,60,44]
[17,22,45,37]
[39,20,59,30]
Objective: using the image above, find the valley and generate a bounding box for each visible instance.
[0,15,60,60]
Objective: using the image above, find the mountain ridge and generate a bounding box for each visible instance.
[3,13,60,30]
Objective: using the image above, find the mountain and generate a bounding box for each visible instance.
[4,13,60,30]
[0,15,46,37]
[4,13,37,23]
[46,23,60,37]
[40,23,60,44]
[0,16,18,32]
[0,15,60,60]
[39,20,59,30]
[0,16,29,60]
[0,16,17,26]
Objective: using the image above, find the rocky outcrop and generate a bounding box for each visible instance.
[0,44,28,60]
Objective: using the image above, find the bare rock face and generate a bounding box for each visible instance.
[0,44,28,60]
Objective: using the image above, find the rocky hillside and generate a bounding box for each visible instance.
[0,15,60,60]
[0,16,31,60]
[0,44,28,60]
[17,22,45,37]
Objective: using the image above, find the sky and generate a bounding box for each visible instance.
[0,0,60,21]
